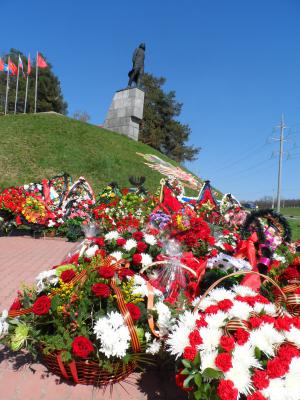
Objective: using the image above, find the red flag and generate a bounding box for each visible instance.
[0,58,4,71]
[37,53,48,69]
[8,60,18,75]
[27,55,31,75]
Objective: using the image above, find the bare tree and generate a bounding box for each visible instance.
[73,110,91,123]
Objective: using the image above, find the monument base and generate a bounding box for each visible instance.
[103,88,144,141]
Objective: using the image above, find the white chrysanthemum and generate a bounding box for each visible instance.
[253,302,276,316]
[285,358,300,400]
[144,234,157,246]
[93,311,130,358]
[285,326,300,348]
[166,311,197,357]
[262,378,286,400]
[109,251,123,261]
[85,244,99,258]
[205,311,227,329]
[232,343,261,369]
[105,231,120,241]
[48,220,56,228]
[36,269,59,293]
[225,363,253,395]
[200,350,218,372]
[156,302,175,336]
[232,285,256,297]
[123,239,137,251]
[193,296,215,311]
[198,327,222,351]
[0,310,9,337]
[249,323,285,356]
[228,300,252,320]
[146,339,161,355]
[206,287,235,302]
[141,253,153,267]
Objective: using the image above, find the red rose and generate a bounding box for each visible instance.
[33,295,51,315]
[220,336,235,352]
[132,253,142,265]
[118,268,135,280]
[60,269,76,283]
[234,328,249,345]
[217,380,238,400]
[93,237,105,247]
[126,303,141,321]
[133,231,144,241]
[183,346,197,361]
[252,369,270,390]
[116,238,126,246]
[72,336,94,358]
[282,267,300,281]
[215,352,232,372]
[266,357,289,378]
[9,298,22,311]
[247,393,267,400]
[98,266,115,279]
[136,242,148,253]
[218,299,233,311]
[205,305,219,314]
[188,330,202,346]
[91,283,111,298]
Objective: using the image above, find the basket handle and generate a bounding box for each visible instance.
[193,270,287,313]
[140,260,197,277]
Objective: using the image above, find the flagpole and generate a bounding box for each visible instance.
[24,74,29,113]
[34,51,38,113]
[5,56,10,115]
[14,55,20,114]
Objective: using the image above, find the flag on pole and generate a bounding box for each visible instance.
[37,54,48,68]
[8,60,18,76]
[0,58,4,71]
[18,55,24,70]
[27,54,31,75]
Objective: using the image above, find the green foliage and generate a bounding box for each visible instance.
[0,48,67,115]
[140,73,200,163]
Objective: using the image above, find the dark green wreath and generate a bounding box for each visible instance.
[240,208,291,243]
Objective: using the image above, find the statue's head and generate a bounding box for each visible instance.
[139,43,146,50]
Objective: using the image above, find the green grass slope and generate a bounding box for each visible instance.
[0,113,199,193]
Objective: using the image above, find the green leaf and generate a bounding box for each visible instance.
[194,373,202,387]
[194,390,203,400]
[202,368,223,380]
[192,351,200,367]
[181,368,190,375]
[182,359,192,369]
[183,374,194,388]
[51,295,60,311]
[255,347,261,359]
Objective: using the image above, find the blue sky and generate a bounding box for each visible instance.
[1,0,300,201]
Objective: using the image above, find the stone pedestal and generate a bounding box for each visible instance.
[103,88,144,141]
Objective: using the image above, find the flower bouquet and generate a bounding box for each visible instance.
[168,271,300,400]
[1,254,171,386]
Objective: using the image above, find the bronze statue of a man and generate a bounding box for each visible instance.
[128,43,145,88]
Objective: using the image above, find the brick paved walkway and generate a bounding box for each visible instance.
[0,237,184,400]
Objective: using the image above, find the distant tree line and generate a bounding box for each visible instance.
[250,196,300,208]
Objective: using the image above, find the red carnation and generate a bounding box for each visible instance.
[126,303,141,321]
[118,268,135,280]
[132,253,142,265]
[116,238,126,246]
[254,294,270,304]
[252,369,269,390]
[205,305,219,314]
[234,328,249,345]
[9,298,22,311]
[93,237,105,247]
[249,316,263,329]
[218,299,233,311]
[292,316,300,329]
[247,393,267,400]
[91,283,111,298]
[95,249,107,258]
[33,295,51,315]
[274,316,292,331]
[261,315,275,324]
[98,265,115,279]
[220,336,235,352]
[278,344,300,363]
[60,269,76,283]
[72,336,94,358]
[266,357,289,378]
[215,352,232,372]
[217,379,238,400]
[188,330,202,346]
[183,346,197,361]
[196,316,208,328]
[133,231,144,241]
[136,241,148,253]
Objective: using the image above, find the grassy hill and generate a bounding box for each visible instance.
[0,113,200,194]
